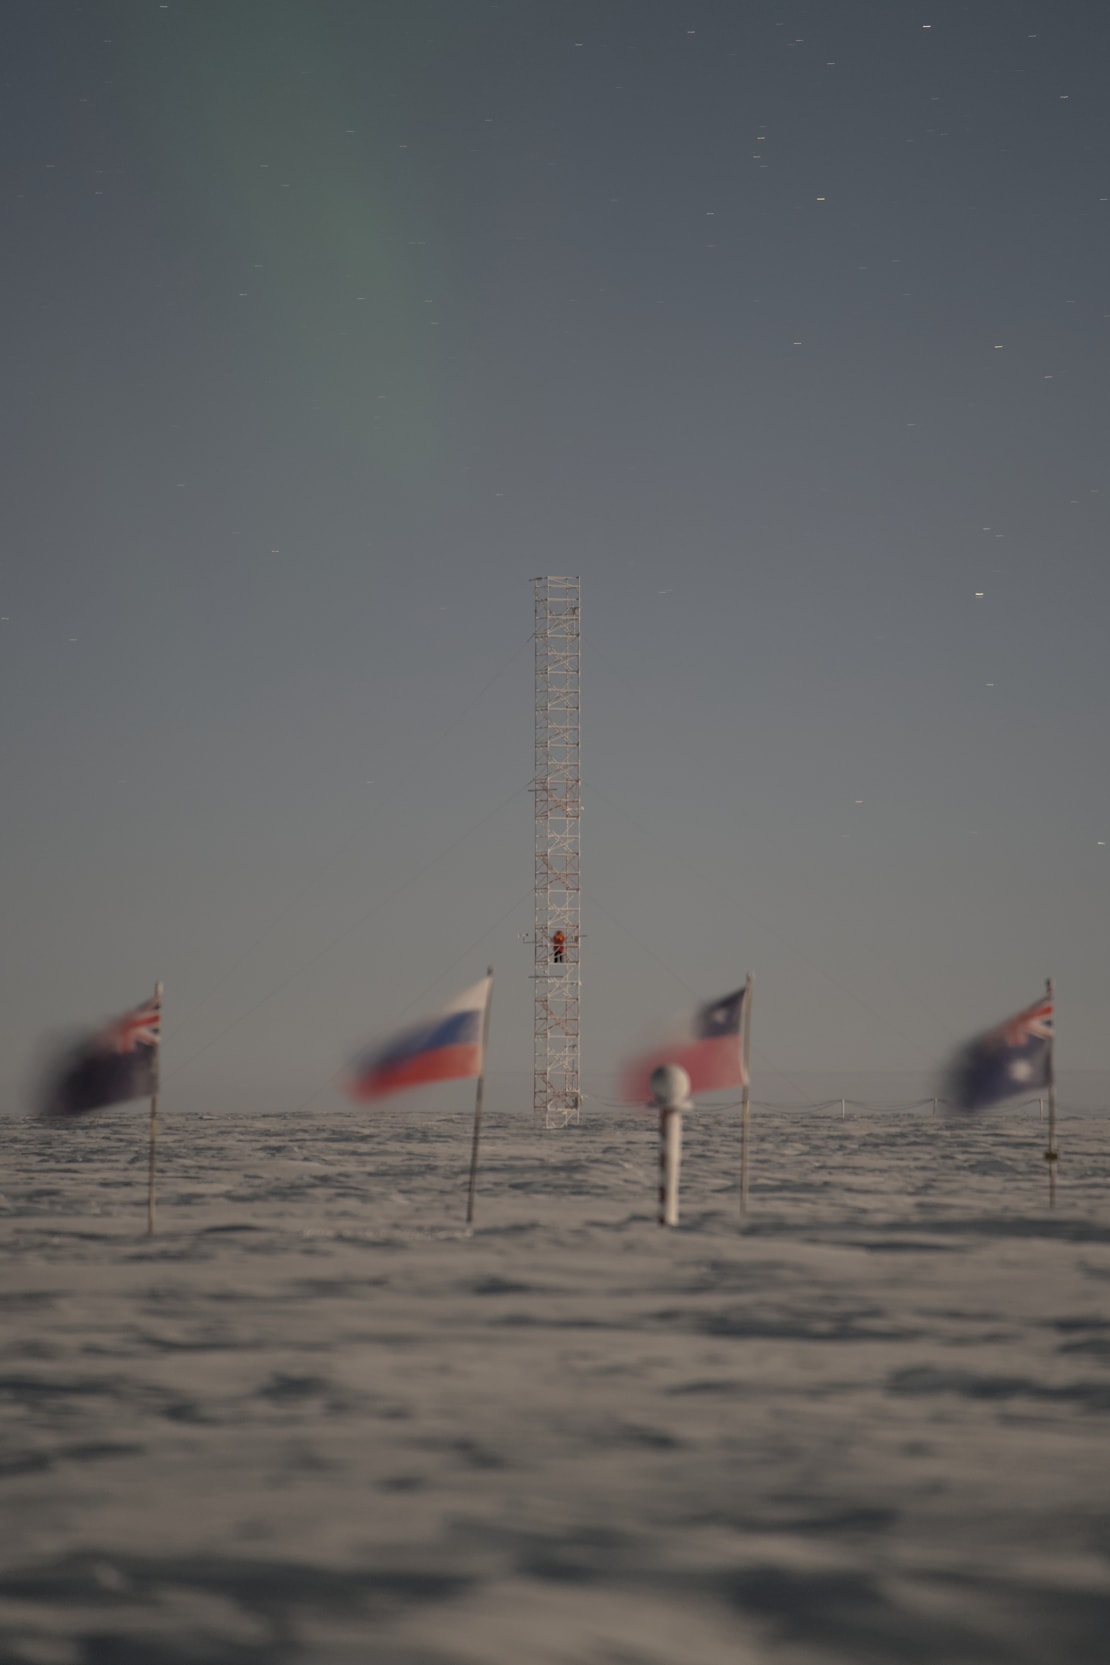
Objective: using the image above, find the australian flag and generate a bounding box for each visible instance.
[944,990,1054,1112]
[40,992,162,1119]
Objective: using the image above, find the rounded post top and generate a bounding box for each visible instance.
[650,1063,693,1110]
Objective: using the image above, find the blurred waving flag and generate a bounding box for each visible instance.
[41,991,162,1118]
[621,984,748,1104]
[345,974,492,1102]
[944,989,1054,1111]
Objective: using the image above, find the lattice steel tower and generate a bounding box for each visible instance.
[533,576,581,1127]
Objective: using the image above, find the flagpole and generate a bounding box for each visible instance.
[740,973,753,1219]
[1044,975,1057,1209]
[147,980,163,1236]
[465,968,494,1229]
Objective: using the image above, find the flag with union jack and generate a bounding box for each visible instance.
[944,989,1054,1111]
[41,991,162,1118]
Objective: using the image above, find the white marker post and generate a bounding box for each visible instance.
[651,1063,692,1228]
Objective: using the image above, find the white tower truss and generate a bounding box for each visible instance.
[533,576,581,1127]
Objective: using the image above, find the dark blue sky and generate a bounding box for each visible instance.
[3,0,1107,1111]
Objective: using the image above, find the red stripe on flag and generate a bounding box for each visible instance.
[346,1042,483,1102]
[621,1033,746,1105]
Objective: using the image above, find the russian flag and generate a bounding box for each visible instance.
[344,975,492,1102]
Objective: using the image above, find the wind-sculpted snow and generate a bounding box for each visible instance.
[1,1104,1108,1663]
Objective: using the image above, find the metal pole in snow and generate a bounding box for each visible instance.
[739,975,754,1219]
[1043,977,1057,1209]
[465,969,494,1229]
[147,981,163,1236]
[651,1065,690,1228]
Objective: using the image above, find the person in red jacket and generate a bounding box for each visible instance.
[552,931,566,964]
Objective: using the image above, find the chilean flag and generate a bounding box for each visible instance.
[345,975,492,1102]
[621,984,749,1104]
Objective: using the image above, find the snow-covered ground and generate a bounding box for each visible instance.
[2,1101,1108,1663]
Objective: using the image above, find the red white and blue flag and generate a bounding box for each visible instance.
[345,975,492,1103]
[621,984,749,1104]
[41,991,162,1118]
[944,990,1054,1111]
